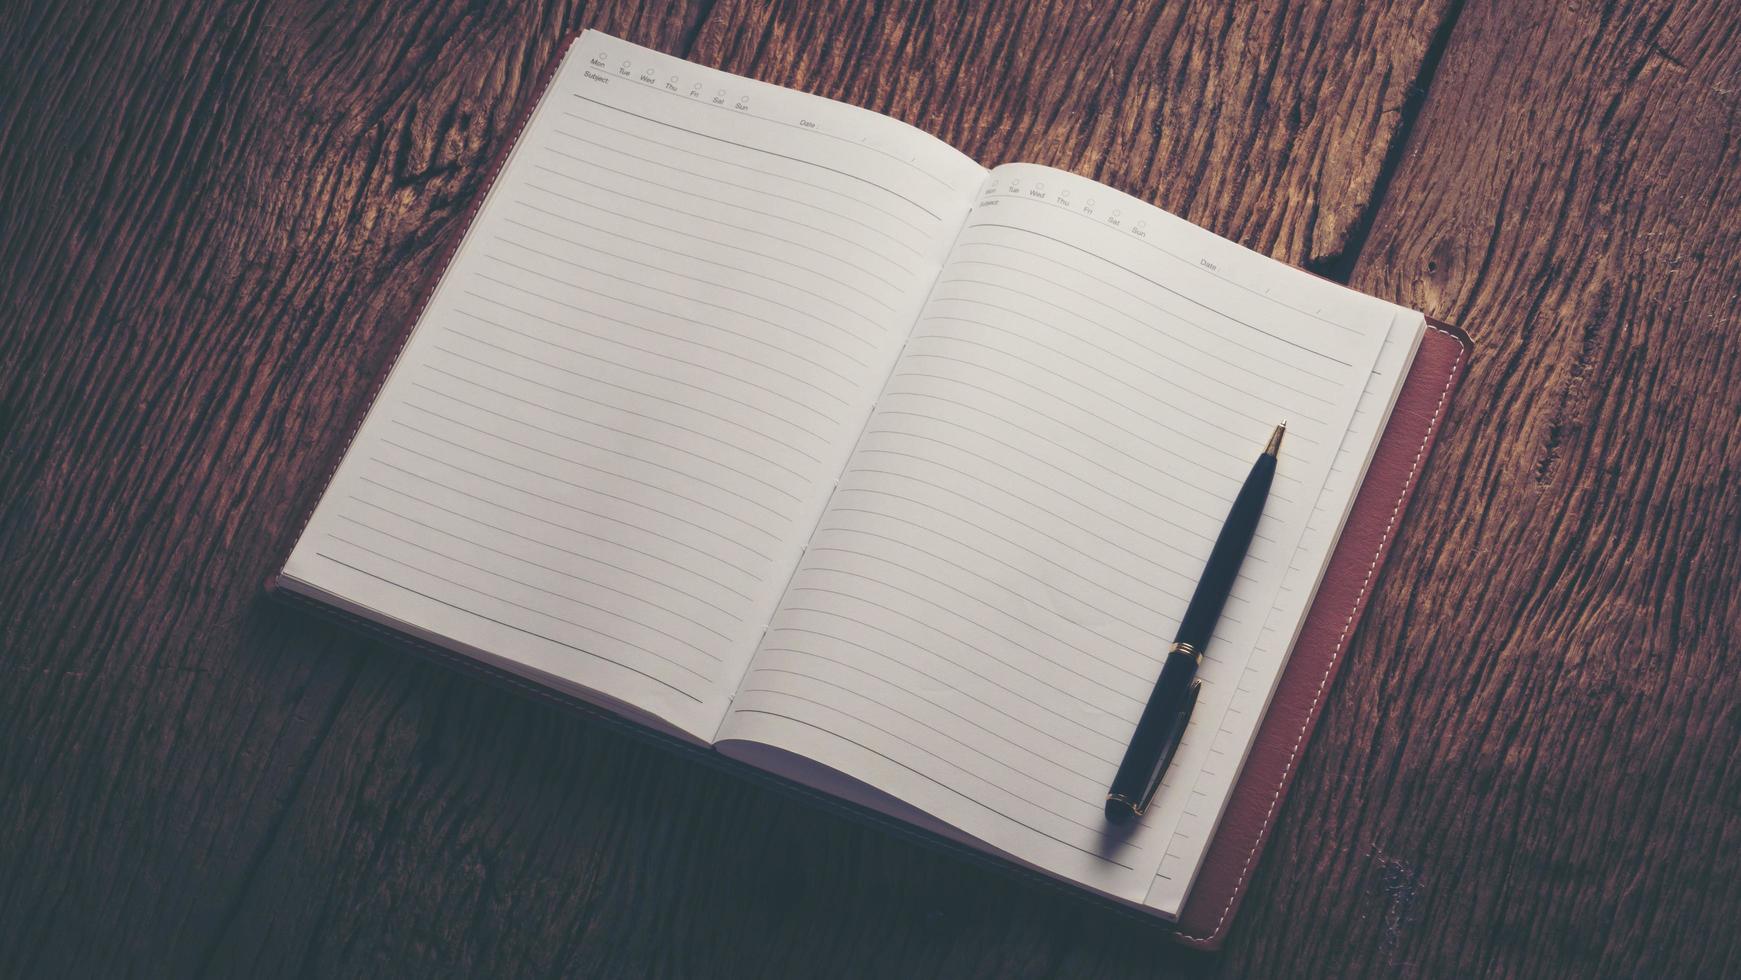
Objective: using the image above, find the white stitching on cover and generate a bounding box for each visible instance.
[1175,323,1466,944]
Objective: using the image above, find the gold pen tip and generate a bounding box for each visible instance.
[1264,422,1287,456]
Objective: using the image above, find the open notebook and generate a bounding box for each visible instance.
[275,31,1464,939]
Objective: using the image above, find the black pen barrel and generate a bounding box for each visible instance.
[1105,648,1200,822]
[1105,429,1280,824]
[1174,452,1275,650]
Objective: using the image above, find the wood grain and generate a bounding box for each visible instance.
[0,1,719,975]
[692,0,1456,269]
[1238,1,1741,976]
[1,0,1737,975]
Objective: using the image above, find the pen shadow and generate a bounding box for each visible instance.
[1095,810,1143,864]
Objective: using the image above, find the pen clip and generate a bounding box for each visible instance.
[1138,680,1202,814]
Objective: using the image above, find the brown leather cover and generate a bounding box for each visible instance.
[1170,319,1469,948]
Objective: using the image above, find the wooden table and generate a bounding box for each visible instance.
[4,0,1738,975]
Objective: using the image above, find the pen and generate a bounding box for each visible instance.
[1104,422,1285,825]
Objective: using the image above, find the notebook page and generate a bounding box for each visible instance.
[717,164,1394,899]
[281,32,985,740]
[1143,309,1423,913]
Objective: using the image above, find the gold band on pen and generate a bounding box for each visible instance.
[1105,792,1144,817]
[1169,641,1203,665]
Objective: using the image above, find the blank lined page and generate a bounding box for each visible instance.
[718,164,1397,900]
[281,32,985,740]
[1143,309,1423,913]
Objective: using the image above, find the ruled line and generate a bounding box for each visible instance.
[755,657,1093,790]
[530,167,906,294]
[860,417,1265,570]
[403,384,789,523]
[475,258,865,385]
[379,436,765,582]
[493,230,881,350]
[972,222,1353,366]
[446,308,833,440]
[546,134,929,257]
[821,509,1206,668]
[922,299,1315,451]
[568,96,946,217]
[978,190,1361,333]
[885,369,1279,516]
[551,115,931,235]
[315,547,706,702]
[818,507,1239,660]
[364,456,753,604]
[873,384,1286,537]
[855,445,1260,603]
[335,510,724,662]
[802,545,1155,690]
[531,152,920,276]
[437,331,824,463]
[770,606,1128,751]
[892,350,1282,491]
[389,417,775,564]
[951,237,1340,387]
[931,280,1329,433]
[826,484,1206,647]
[501,213,883,328]
[399,396,785,533]
[485,247,875,363]
[733,705,1128,865]
[790,579,1146,709]
[512,195,898,313]
[602,81,955,193]
[931,288,1319,443]
[946,251,1335,403]
[442,315,826,452]
[737,680,1129,840]
[418,360,808,500]
[458,285,852,405]
[355,474,743,619]
[905,327,1305,488]
[796,563,1152,689]
[754,645,1112,784]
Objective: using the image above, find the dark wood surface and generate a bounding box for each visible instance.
[3,0,1737,975]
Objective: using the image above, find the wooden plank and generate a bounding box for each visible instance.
[1238,0,1741,976]
[0,2,713,976]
